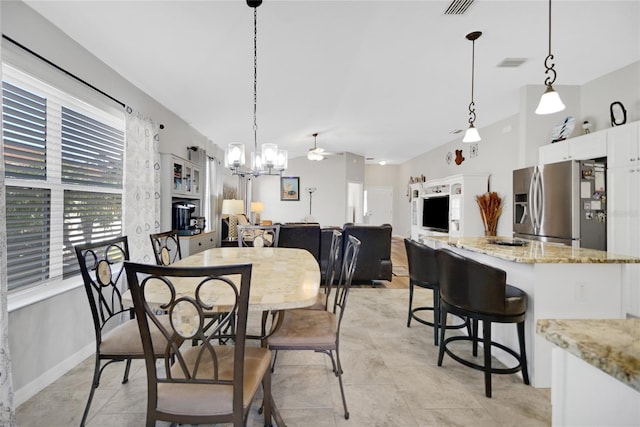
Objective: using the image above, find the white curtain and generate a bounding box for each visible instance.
[206,154,224,245]
[0,92,17,427]
[124,107,161,263]
[1,23,17,423]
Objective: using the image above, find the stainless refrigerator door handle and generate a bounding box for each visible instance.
[528,169,537,231]
[536,170,544,234]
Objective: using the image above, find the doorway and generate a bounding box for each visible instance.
[347,182,364,224]
[364,186,393,226]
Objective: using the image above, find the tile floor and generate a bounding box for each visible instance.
[16,288,551,426]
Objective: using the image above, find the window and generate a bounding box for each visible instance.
[2,66,125,291]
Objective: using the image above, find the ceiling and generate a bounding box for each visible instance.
[23,0,640,164]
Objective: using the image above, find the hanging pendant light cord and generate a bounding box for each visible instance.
[468,36,476,125]
[253,7,258,154]
[543,0,557,86]
[465,31,481,126]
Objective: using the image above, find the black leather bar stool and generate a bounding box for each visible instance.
[434,248,530,397]
[404,238,468,345]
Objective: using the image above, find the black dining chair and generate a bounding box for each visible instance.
[237,224,280,247]
[267,235,361,419]
[74,236,173,426]
[124,261,274,426]
[149,230,182,265]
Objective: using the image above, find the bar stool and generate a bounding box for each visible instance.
[404,238,468,345]
[434,248,530,397]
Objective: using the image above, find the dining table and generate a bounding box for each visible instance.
[121,246,321,427]
[122,246,321,312]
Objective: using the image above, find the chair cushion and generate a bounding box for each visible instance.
[504,284,527,315]
[302,292,327,311]
[268,309,337,349]
[156,346,271,416]
[100,315,172,357]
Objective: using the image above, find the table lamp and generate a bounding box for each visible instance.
[251,201,264,225]
[221,199,245,239]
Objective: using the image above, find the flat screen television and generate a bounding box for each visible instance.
[422,195,449,232]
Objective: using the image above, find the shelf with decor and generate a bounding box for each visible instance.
[410,173,489,241]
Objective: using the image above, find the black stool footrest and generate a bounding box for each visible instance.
[411,307,467,330]
[440,335,525,376]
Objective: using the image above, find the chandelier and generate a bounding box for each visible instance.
[224,0,288,177]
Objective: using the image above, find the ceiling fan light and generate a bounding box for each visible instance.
[307,151,323,161]
[535,84,565,115]
[462,124,481,143]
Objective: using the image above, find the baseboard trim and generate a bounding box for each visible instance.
[14,343,95,407]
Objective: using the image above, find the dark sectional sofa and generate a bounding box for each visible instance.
[278,222,393,284]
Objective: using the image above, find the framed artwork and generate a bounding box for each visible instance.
[280,176,300,201]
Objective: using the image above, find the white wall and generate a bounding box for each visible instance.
[253,152,364,227]
[581,61,640,131]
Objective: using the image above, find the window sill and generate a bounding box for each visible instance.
[8,277,83,313]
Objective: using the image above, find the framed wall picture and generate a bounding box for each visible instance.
[280,176,300,201]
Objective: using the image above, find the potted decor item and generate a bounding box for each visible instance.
[476,192,503,236]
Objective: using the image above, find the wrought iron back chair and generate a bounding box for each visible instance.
[124,261,274,426]
[237,224,280,248]
[149,230,182,265]
[267,235,361,419]
[74,236,172,426]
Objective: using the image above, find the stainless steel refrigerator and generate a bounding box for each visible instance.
[512,159,607,250]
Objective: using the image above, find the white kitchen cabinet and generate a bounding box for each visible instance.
[160,153,203,232]
[606,121,640,316]
[607,165,640,316]
[169,156,201,197]
[538,131,607,164]
[606,121,640,169]
[179,230,216,257]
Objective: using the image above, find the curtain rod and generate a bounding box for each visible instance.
[2,34,126,109]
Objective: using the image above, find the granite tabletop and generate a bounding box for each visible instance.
[537,318,640,392]
[421,235,640,264]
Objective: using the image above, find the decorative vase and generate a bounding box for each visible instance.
[484,230,497,237]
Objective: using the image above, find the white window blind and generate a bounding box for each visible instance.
[2,63,125,292]
[3,81,47,180]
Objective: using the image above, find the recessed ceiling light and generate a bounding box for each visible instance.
[378,160,387,166]
[497,58,528,68]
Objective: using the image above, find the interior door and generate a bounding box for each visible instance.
[364,186,393,225]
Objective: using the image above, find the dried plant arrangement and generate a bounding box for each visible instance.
[476,192,503,236]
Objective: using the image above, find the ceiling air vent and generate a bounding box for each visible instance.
[497,58,528,68]
[444,0,475,15]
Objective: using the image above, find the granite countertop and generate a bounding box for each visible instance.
[422,235,640,264]
[537,318,640,392]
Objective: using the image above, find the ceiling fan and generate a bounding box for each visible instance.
[307,132,340,161]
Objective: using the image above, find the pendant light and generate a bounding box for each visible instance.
[224,0,288,176]
[535,0,565,115]
[462,31,482,143]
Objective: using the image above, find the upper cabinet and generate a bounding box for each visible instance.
[167,155,201,198]
[539,131,607,165]
[607,121,640,169]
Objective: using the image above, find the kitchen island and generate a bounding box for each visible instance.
[421,235,640,388]
[537,319,640,426]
